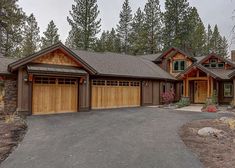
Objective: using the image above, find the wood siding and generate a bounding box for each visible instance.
[33,49,82,67]
[142,80,160,105]
[79,75,90,111]
[17,68,30,113]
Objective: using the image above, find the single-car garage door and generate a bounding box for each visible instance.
[91,80,141,109]
[32,77,78,115]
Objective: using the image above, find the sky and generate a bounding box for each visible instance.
[18,0,235,51]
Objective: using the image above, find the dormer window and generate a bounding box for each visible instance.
[173,60,185,72]
[203,58,225,69]
[218,63,224,68]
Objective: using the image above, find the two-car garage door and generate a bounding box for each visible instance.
[32,77,78,115]
[91,80,141,109]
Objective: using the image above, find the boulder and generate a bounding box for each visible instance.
[198,127,223,137]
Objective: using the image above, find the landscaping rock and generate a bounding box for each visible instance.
[219,117,235,129]
[219,117,231,123]
[198,127,224,137]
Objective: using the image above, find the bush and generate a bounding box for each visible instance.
[161,88,175,105]
[176,97,190,108]
[205,105,217,113]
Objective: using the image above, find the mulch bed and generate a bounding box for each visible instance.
[0,118,27,164]
[179,119,235,168]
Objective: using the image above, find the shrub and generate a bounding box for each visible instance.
[176,97,190,108]
[205,105,217,113]
[161,88,175,105]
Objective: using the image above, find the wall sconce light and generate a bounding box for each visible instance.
[24,75,28,82]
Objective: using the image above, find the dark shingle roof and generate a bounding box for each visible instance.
[207,68,235,80]
[71,50,175,80]
[177,63,234,80]
[139,53,162,61]
[0,56,17,74]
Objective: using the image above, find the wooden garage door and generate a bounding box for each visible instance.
[32,77,78,115]
[91,80,141,109]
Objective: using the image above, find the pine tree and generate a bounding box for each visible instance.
[93,31,107,52]
[186,7,207,56]
[0,0,25,57]
[94,29,121,53]
[21,14,40,57]
[144,0,162,54]
[41,20,60,49]
[67,0,101,50]
[219,36,228,57]
[105,28,121,52]
[207,25,228,57]
[116,0,132,54]
[129,8,147,55]
[163,0,190,49]
[206,24,213,54]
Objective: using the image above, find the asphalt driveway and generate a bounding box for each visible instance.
[1,107,219,168]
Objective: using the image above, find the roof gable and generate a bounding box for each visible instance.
[32,49,81,67]
[8,42,97,74]
[198,53,235,67]
[155,47,197,62]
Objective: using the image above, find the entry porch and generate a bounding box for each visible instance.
[178,65,234,104]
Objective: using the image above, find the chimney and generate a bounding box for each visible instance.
[232,50,235,62]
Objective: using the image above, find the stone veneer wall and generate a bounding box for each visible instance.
[4,79,17,114]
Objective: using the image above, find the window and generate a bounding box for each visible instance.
[173,60,185,72]
[210,63,217,68]
[224,83,233,97]
[210,59,217,63]
[106,80,118,86]
[92,80,105,86]
[218,63,224,68]
[204,64,210,68]
[119,81,129,86]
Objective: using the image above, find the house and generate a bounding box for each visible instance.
[0,43,175,115]
[152,47,235,105]
[0,42,235,115]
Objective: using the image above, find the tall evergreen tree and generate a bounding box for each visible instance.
[67,0,101,50]
[130,8,147,55]
[41,20,60,49]
[0,0,25,57]
[93,31,107,52]
[206,24,213,53]
[144,0,162,54]
[163,0,190,49]
[94,28,121,53]
[105,28,121,53]
[116,0,132,54]
[219,36,228,57]
[21,14,40,57]
[186,7,207,56]
[206,25,228,57]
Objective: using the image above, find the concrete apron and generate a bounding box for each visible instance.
[176,104,203,112]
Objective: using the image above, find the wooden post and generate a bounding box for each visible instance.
[210,77,214,97]
[233,79,235,105]
[186,77,189,97]
[207,75,210,98]
[183,79,186,97]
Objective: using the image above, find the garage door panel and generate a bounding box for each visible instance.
[91,80,140,109]
[32,77,78,115]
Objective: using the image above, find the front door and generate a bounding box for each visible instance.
[194,81,207,103]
